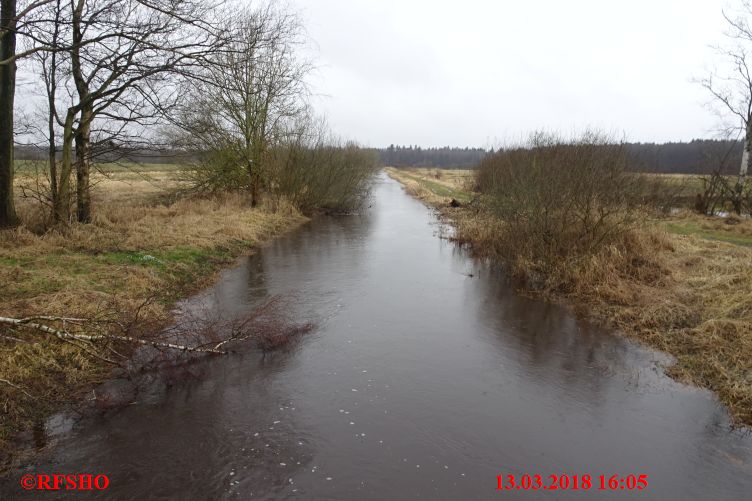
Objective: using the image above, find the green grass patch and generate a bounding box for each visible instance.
[0,256,33,267]
[99,250,167,268]
[98,246,230,270]
[663,222,752,247]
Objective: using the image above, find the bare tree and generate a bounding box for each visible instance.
[67,0,223,222]
[15,0,225,223]
[693,138,740,215]
[701,0,752,213]
[176,4,310,206]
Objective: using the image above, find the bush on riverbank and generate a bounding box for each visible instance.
[267,139,379,214]
[182,141,378,214]
[473,132,663,290]
[180,119,379,215]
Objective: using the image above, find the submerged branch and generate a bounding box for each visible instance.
[0,316,228,355]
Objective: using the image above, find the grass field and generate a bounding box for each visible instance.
[14,159,186,173]
[0,163,307,466]
[387,166,752,426]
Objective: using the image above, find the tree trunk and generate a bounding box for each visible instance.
[249,139,265,208]
[0,0,19,228]
[246,139,258,208]
[48,117,58,220]
[75,106,92,223]
[250,170,259,207]
[46,8,60,222]
[55,110,75,223]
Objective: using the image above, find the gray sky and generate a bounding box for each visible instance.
[293,0,732,147]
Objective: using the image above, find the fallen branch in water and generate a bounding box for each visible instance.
[0,316,228,355]
[0,295,315,379]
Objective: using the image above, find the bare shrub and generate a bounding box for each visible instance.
[178,147,251,194]
[267,119,379,213]
[176,114,378,214]
[475,131,649,279]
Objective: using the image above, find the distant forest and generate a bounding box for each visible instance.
[626,140,742,175]
[378,140,744,174]
[379,145,487,168]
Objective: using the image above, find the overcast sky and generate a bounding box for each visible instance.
[292,0,734,148]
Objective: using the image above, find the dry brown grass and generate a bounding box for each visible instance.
[390,167,752,426]
[402,167,476,192]
[0,169,307,465]
[386,168,473,205]
[577,233,752,425]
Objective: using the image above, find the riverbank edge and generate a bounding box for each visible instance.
[0,198,309,473]
[386,167,752,427]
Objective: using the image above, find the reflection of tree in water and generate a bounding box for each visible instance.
[174,202,377,326]
[464,256,752,471]
[464,260,636,412]
[244,209,377,323]
[245,251,270,306]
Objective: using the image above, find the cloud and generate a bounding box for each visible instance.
[295,0,728,146]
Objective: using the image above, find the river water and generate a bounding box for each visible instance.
[6,173,752,499]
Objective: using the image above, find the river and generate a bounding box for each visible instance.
[6,173,752,499]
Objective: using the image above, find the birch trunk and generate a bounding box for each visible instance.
[734,118,752,214]
[741,118,752,181]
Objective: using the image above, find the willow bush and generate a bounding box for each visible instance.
[267,138,378,214]
[475,132,655,274]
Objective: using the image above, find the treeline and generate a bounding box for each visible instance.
[16,139,741,176]
[379,145,488,168]
[379,140,743,174]
[13,145,193,165]
[626,139,742,174]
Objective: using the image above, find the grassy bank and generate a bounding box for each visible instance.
[0,167,307,465]
[387,166,752,426]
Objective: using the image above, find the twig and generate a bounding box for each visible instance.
[0,378,36,399]
[59,336,120,365]
[0,334,30,344]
